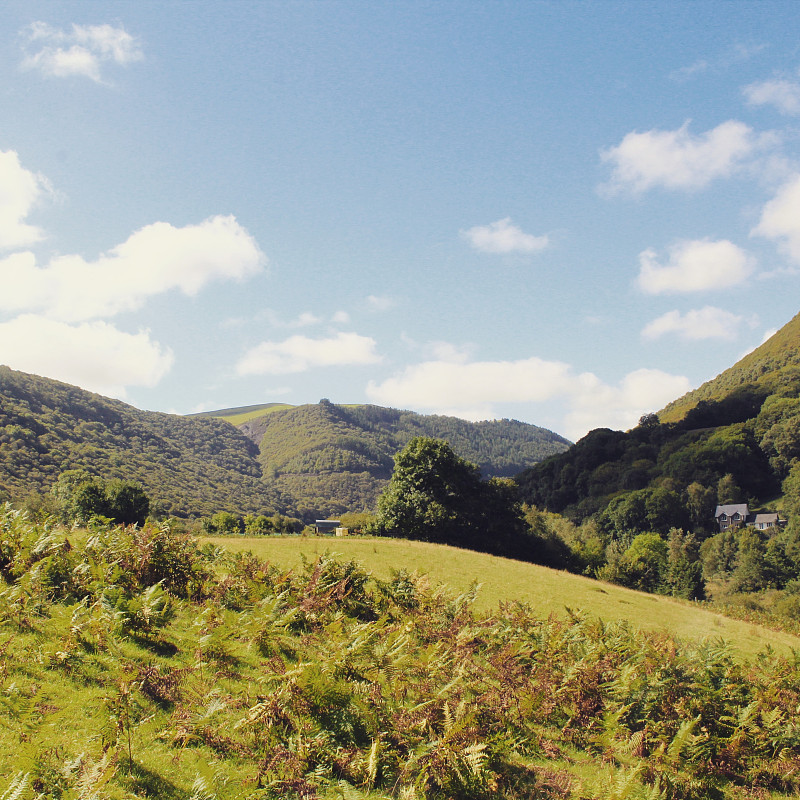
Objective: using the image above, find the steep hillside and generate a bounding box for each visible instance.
[517,309,800,526]
[660,309,800,423]
[0,366,282,517]
[236,400,572,516]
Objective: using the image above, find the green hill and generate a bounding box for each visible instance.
[0,367,569,521]
[517,309,800,526]
[203,534,800,659]
[660,309,800,423]
[0,366,282,518]
[233,400,572,517]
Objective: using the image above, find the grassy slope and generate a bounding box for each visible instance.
[202,535,800,659]
[189,402,295,425]
[660,309,800,423]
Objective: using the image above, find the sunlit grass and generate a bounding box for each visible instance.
[202,534,800,659]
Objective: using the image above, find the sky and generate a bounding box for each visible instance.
[2,1,800,442]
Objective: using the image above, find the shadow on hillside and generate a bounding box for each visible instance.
[121,761,191,799]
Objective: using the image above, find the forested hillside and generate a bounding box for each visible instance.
[518,310,800,524]
[0,367,569,521]
[514,310,800,607]
[0,366,283,518]
[237,400,571,517]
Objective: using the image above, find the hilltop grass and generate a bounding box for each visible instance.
[202,534,800,660]
[213,403,296,425]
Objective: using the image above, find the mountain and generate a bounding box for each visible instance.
[517,310,800,524]
[213,399,572,517]
[0,367,570,520]
[0,366,282,518]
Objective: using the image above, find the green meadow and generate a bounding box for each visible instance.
[202,535,800,660]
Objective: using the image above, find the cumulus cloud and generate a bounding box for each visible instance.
[0,150,52,250]
[366,356,689,441]
[564,369,691,439]
[636,239,754,294]
[642,306,755,341]
[236,332,381,376]
[0,314,172,398]
[743,77,800,116]
[600,120,763,194]
[0,215,265,321]
[752,174,800,263]
[461,218,549,254]
[20,22,143,82]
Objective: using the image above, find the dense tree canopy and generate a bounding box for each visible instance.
[372,436,547,562]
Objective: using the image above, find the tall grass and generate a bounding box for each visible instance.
[202,535,800,659]
[3,508,800,799]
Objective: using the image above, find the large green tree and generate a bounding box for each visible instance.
[372,437,540,560]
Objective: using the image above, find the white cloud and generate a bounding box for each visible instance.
[20,22,143,82]
[0,150,52,250]
[600,120,762,194]
[564,369,691,439]
[0,314,172,398]
[236,332,381,376]
[752,174,800,262]
[0,215,265,321]
[642,306,755,341]
[423,341,472,363]
[292,312,321,327]
[743,78,800,116]
[331,310,350,324]
[461,218,549,254]
[366,357,689,441]
[366,295,395,312]
[636,239,753,294]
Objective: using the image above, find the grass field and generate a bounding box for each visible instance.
[202,534,800,660]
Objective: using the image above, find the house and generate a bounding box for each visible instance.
[314,519,341,535]
[714,504,783,533]
[715,504,749,531]
[749,512,781,531]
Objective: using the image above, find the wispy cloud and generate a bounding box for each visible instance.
[642,306,756,341]
[461,218,549,254]
[600,120,769,194]
[743,75,800,116]
[366,295,395,312]
[20,22,143,83]
[236,332,381,376]
[636,239,754,294]
[670,42,766,82]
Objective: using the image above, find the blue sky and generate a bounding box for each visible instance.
[2,1,800,441]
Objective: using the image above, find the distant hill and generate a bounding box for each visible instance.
[221,399,572,517]
[517,310,800,524]
[0,366,282,518]
[0,367,570,520]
